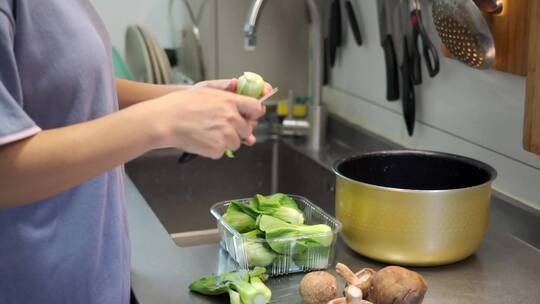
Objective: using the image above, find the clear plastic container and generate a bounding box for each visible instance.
[210,195,342,276]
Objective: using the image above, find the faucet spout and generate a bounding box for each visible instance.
[243,0,326,150]
[244,0,266,50]
[304,0,325,150]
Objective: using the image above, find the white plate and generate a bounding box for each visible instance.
[137,25,162,84]
[125,26,153,83]
[141,27,173,84]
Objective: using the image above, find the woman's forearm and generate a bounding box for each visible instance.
[116,79,188,108]
[0,103,162,208]
[0,86,265,208]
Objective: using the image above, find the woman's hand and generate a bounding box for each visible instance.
[194,78,272,129]
[138,87,265,159]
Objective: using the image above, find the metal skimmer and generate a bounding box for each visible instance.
[432,0,495,69]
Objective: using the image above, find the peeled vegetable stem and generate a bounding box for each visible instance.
[237,72,265,98]
[225,149,235,158]
[228,289,241,304]
[225,72,266,159]
[189,267,271,304]
[250,276,272,302]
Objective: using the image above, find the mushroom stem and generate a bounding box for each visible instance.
[328,298,346,304]
[345,285,363,304]
[336,263,362,285]
[355,268,376,283]
[336,263,376,296]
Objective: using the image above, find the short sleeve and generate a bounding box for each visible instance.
[0,9,41,146]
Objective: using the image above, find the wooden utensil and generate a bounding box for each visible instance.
[438,0,530,76]
[484,0,530,76]
[523,0,540,154]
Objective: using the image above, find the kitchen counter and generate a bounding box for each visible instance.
[126,117,540,304]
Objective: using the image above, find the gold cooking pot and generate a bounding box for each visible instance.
[334,150,497,266]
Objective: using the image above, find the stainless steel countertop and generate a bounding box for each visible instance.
[127,175,540,303]
[126,117,540,304]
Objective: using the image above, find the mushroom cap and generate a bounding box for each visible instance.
[300,271,339,304]
[367,266,427,304]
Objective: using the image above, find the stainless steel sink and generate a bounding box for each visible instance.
[125,138,337,246]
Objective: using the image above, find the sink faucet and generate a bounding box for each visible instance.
[244,0,326,150]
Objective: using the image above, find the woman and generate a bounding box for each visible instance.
[0,1,270,303]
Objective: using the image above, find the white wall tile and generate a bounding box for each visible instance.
[325,0,540,209]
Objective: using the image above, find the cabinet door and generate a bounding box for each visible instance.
[524,0,540,154]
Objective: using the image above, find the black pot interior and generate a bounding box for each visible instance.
[336,151,496,190]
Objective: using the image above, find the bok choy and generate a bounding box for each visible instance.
[189,267,271,304]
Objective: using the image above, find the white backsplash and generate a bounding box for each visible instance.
[325,0,540,209]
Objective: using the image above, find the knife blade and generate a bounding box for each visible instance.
[378,0,399,101]
[259,87,279,105]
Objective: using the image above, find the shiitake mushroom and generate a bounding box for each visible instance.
[367,266,427,304]
[335,263,376,296]
[327,285,374,304]
[299,271,339,304]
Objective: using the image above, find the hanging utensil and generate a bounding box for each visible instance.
[169,0,208,82]
[378,0,399,101]
[401,37,416,136]
[472,0,503,14]
[432,0,495,69]
[178,88,279,164]
[329,0,343,68]
[400,0,416,136]
[344,0,362,46]
[409,0,440,84]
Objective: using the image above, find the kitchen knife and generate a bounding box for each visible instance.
[329,0,342,68]
[344,0,362,46]
[378,0,399,101]
[400,0,416,136]
[178,88,279,164]
[401,37,416,136]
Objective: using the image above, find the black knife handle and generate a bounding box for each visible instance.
[345,1,362,46]
[382,35,399,101]
[410,13,423,85]
[178,152,198,164]
[417,16,440,77]
[401,37,416,136]
[414,10,440,78]
[329,0,342,67]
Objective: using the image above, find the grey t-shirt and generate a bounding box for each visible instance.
[0,1,130,303]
